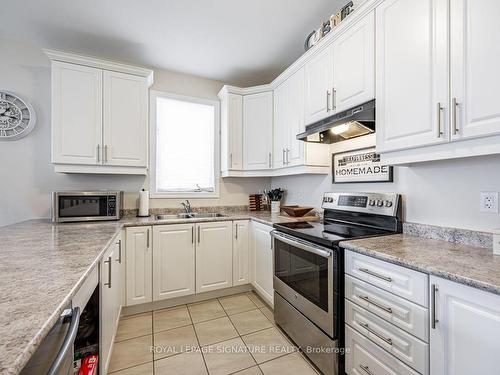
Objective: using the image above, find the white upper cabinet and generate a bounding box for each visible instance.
[430,276,500,375]
[273,81,288,169]
[304,45,334,125]
[243,91,273,170]
[103,70,148,167]
[153,224,195,301]
[46,49,153,174]
[450,0,500,141]
[332,11,375,113]
[220,90,243,172]
[51,61,103,165]
[376,0,449,153]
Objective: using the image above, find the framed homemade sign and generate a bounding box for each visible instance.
[332,147,393,183]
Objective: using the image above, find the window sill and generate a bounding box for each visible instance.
[150,191,220,199]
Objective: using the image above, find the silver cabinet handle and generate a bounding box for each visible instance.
[282,149,286,166]
[431,284,439,329]
[359,322,393,345]
[47,307,81,375]
[230,153,233,168]
[96,145,100,163]
[332,88,336,111]
[198,226,201,244]
[104,145,108,163]
[104,256,112,288]
[359,364,375,375]
[235,223,238,239]
[359,267,392,282]
[357,294,393,314]
[437,102,444,137]
[191,226,194,244]
[285,148,290,164]
[116,239,122,263]
[326,90,331,112]
[452,97,459,135]
[268,152,272,168]
[146,228,150,248]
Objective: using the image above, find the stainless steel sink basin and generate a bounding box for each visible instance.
[155,213,227,220]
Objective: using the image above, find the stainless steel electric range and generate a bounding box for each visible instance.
[271,192,402,375]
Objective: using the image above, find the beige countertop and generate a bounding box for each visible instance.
[340,234,500,296]
[0,211,292,374]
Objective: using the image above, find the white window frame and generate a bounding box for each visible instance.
[150,90,220,198]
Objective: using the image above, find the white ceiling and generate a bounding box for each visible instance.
[1,0,344,86]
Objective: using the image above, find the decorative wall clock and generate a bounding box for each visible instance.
[0,91,36,141]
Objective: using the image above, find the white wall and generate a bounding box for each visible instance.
[272,143,500,232]
[0,38,269,226]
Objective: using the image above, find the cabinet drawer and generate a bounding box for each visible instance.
[345,325,420,375]
[345,275,428,342]
[345,300,428,374]
[345,251,428,306]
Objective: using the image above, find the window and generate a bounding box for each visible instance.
[150,91,219,197]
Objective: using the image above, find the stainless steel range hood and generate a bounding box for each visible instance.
[297,99,375,144]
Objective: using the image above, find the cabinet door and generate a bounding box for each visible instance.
[273,82,288,168]
[196,221,233,293]
[376,0,449,153]
[51,61,102,165]
[125,226,152,306]
[286,67,306,167]
[251,222,274,306]
[450,0,500,141]
[153,224,195,301]
[430,276,500,375]
[233,220,250,286]
[103,70,148,167]
[243,92,273,170]
[304,45,334,125]
[221,93,244,171]
[333,11,375,113]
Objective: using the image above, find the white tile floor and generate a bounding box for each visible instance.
[108,291,319,375]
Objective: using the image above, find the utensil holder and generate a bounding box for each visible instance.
[271,201,281,214]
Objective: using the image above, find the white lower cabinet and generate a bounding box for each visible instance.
[100,233,123,374]
[233,220,250,286]
[430,276,500,375]
[196,221,233,293]
[125,226,152,306]
[251,221,274,306]
[153,224,195,301]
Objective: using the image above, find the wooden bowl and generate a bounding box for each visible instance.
[281,205,314,217]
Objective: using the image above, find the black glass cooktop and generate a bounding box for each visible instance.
[274,220,393,248]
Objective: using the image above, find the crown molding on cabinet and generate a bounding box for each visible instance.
[43,48,154,86]
[54,164,148,175]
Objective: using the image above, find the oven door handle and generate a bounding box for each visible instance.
[271,231,332,258]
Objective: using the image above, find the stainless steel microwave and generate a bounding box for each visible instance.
[51,191,123,223]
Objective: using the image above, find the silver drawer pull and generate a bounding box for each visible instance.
[359,364,375,375]
[359,267,392,282]
[359,322,393,345]
[357,295,393,314]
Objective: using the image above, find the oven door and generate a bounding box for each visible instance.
[272,230,336,338]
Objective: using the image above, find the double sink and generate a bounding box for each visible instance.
[155,212,227,220]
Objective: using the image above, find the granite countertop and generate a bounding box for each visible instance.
[0,211,294,374]
[340,234,500,295]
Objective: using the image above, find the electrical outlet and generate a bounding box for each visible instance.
[480,192,499,213]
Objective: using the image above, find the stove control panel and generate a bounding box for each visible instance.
[322,192,400,217]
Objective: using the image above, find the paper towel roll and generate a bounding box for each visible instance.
[139,189,150,217]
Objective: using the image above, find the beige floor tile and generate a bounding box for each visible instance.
[194,316,238,346]
[219,294,258,315]
[242,327,295,364]
[232,365,263,375]
[115,313,152,342]
[108,335,153,373]
[247,292,266,308]
[188,299,227,323]
[202,337,256,375]
[153,325,199,360]
[108,362,153,375]
[259,352,317,375]
[229,309,273,335]
[153,305,191,332]
[259,306,275,324]
[154,350,208,375]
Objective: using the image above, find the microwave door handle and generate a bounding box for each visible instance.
[47,307,81,375]
[271,231,332,258]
